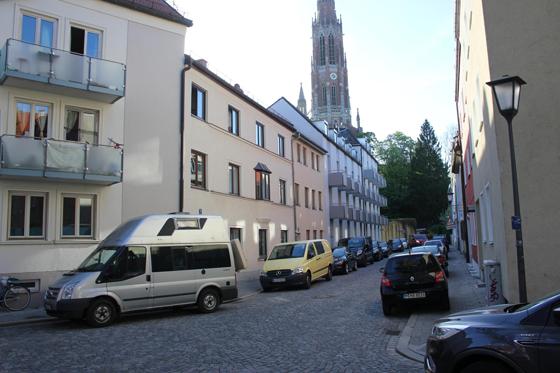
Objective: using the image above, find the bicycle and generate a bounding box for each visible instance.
[0,277,31,311]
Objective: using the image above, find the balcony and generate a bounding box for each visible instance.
[347,207,355,220]
[0,39,125,103]
[363,168,375,181]
[345,177,354,192]
[328,171,347,188]
[330,205,347,220]
[0,135,123,185]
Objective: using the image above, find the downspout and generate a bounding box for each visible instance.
[179,56,192,212]
[291,132,300,241]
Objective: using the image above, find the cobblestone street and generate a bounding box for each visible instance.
[1,259,422,373]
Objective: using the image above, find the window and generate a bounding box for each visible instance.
[318,191,323,211]
[311,152,315,169]
[228,164,240,195]
[191,85,206,120]
[294,183,300,206]
[316,155,320,171]
[320,230,323,239]
[8,192,46,239]
[229,106,239,135]
[484,185,494,243]
[258,229,267,258]
[328,34,336,64]
[306,230,310,240]
[256,122,264,147]
[277,135,285,157]
[304,187,309,208]
[230,227,242,243]
[319,34,326,65]
[65,107,99,144]
[312,189,316,210]
[61,195,94,238]
[331,86,337,105]
[15,100,50,138]
[303,148,307,166]
[281,230,288,243]
[313,230,317,239]
[70,25,101,58]
[279,179,286,205]
[151,245,230,272]
[255,170,270,200]
[322,86,327,106]
[297,143,301,163]
[21,13,55,47]
[191,150,206,188]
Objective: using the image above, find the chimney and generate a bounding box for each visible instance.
[234,83,244,93]
[196,59,208,68]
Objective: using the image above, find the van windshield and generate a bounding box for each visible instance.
[268,243,306,259]
[76,246,121,272]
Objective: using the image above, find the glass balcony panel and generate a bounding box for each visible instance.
[1,136,44,170]
[6,40,50,79]
[46,140,85,173]
[52,50,88,86]
[89,58,125,93]
[87,145,121,177]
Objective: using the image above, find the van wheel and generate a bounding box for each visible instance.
[86,298,117,327]
[197,288,221,313]
[303,272,312,289]
[325,266,333,281]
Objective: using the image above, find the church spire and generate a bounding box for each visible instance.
[317,0,337,25]
[297,83,307,115]
[356,108,361,132]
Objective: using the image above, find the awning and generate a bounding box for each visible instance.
[254,162,271,173]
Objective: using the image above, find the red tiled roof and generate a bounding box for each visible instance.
[102,0,192,27]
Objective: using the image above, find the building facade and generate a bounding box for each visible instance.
[183,57,296,270]
[455,0,560,301]
[0,0,190,300]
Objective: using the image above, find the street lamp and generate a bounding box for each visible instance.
[486,75,527,303]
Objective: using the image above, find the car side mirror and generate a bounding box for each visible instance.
[553,307,560,325]
[379,267,384,273]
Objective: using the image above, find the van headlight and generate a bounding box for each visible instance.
[431,325,466,340]
[259,270,267,277]
[60,281,79,300]
[292,266,304,274]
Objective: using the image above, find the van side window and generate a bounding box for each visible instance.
[315,241,325,254]
[186,245,231,269]
[307,244,317,259]
[106,246,146,280]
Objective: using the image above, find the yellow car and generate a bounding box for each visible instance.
[259,239,333,291]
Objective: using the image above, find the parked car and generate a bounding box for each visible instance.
[425,290,560,373]
[411,245,448,276]
[409,233,428,248]
[332,247,358,274]
[44,214,242,327]
[380,252,449,316]
[371,240,383,261]
[337,237,349,248]
[260,239,333,291]
[430,236,449,258]
[347,237,373,266]
[400,237,408,250]
[379,241,392,257]
[391,238,405,253]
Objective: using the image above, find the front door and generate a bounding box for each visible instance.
[105,246,151,312]
[539,304,560,373]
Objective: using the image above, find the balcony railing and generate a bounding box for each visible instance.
[0,135,123,185]
[330,205,347,220]
[0,39,125,103]
[347,207,354,220]
[328,171,347,188]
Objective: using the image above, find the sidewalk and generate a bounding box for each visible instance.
[0,270,262,327]
[396,247,487,363]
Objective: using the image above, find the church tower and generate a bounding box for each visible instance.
[297,83,307,115]
[311,0,352,129]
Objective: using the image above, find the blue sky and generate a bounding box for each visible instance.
[178,0,456,146]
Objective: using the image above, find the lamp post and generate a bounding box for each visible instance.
[486,75,527,303]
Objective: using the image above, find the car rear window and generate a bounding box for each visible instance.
[385,254,439,274]
[348,238,364,246]
[333,248,346,257]
[413,234,427,240]
[411,246,440,255]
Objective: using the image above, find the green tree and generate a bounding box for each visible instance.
[408,120,450,228]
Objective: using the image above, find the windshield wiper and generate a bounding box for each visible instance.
[505,303,526,313]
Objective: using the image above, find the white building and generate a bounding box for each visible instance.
[0,0,191,301]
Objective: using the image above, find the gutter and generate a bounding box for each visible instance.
[179,56,192,212]
[291,132,301,241]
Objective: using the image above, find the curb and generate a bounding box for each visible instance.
[0,315,57,328]
[395,313,425,363]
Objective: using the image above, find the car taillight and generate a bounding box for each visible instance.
[435,271,445,283]
[381,274,391,287]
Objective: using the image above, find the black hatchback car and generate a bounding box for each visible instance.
[426,290,560,373]
[332,247,358,274]
[346,237,373,267]
[380,252,449,316]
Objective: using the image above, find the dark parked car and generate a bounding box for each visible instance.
[411,245,448,276]
[332,247,358,274]
[347,237,373,266]
[379,241,392,257]
[425,239,448,259]
[409,233,428,248]
[370,240,383,261]
[380,252,449,316]
[391,238,405,253]
[425,290,560,373]
[337,237,349,248]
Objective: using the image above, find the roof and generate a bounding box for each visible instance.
[254,162,272,173]
[186,55,295,133]
[102,0,193,27]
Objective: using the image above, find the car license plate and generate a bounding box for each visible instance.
[272,278,286,283]
[403,292,426,299]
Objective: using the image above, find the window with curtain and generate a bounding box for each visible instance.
[255,170,270,200]
[15,101,50,138]
[191,150,206,188]
[65,107,99,144]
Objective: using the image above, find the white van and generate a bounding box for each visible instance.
[44,214,242,327]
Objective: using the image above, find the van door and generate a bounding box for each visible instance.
[186,244,234,298]
[150,246,198,307]
[313,240,330,277]
[306,243,320,280]
[105,246,152,312]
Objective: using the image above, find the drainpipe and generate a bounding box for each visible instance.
[291,132,300,241]
[179,56,192,212]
